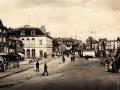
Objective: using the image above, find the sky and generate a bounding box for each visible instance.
[0,0,120,41]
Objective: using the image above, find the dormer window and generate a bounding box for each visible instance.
[21,31,25,35]
[31,30,36,36]
[22,38,24,40]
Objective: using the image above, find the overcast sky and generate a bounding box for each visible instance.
[0,0,120,41]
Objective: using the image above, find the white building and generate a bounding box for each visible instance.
[18,25,53,59]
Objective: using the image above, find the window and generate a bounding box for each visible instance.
[39,40,42,45]
[21,31,25,35]
[26,38,30,45]
[0,38,2,42]
[39,50,43,57]
[23,49,25,54]
[3,38,6,42]
[32,38,35,46]
[32,38,35,40]
[32,49,35,58]
[27,49,30,58]
[22,38,24,40]
[31,30,36,36]
[27,38,29,40]
[21,38,25,44]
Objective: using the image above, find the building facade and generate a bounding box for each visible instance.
[17,25,53,59]
[106,40,120,51]
[0,20,8,55]
[86,36,98,50]
[7,28,24,54]
[99,38,120,51]
[0,20,25,65]
[53,37,82,55]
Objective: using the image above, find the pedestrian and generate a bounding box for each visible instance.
[62,56,65,63]
[112,60,115,73]
[71,56,73,62]
[6,61,9,70]
[43,63,48,76]
[73,55,75,61]
[1,62,4,72]
[17,62,19,68]
[36,61,39,72]
[105,59,110,72]
[67,54,69,57]
[114,60,119,73]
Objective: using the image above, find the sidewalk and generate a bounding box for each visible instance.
[0,57,57,79]
[0,65,33,79]
[0,56,69,88]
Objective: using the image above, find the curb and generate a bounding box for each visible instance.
[0,66,33,79]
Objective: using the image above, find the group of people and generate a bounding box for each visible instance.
[62,55,76,63]
[71,55,75,62]
[36,54,76,76]
[0,57,10,72]
[36,61,49,76]
[105,56,119,73]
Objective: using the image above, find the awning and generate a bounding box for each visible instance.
[18,53,25,58]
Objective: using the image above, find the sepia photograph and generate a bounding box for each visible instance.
[0,0,120,90]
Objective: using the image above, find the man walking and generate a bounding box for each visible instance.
[43,63,48,76]
[36,61,39,72]
[73,55,75,61]
[71,56,73,62]
[62,56,65,63]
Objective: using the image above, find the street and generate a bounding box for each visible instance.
[0,56,120,90]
